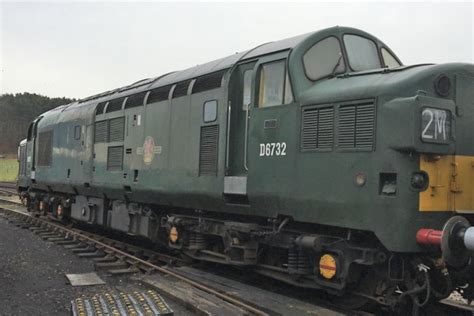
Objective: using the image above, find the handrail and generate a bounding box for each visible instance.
[243,100,250,171]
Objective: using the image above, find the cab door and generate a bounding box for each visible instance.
[29,116,43,181]
[246,53,297,211]
[225,62,256,198]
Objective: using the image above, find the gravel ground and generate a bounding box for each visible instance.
[0,215,193,316]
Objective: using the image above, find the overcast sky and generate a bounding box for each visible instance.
[0,1,473,99]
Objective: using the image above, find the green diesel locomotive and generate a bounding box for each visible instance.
[17,26,474,311]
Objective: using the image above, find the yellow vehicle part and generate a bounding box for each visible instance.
[169,226,179,243]
[319,254,337,279]
[419,155,474,212]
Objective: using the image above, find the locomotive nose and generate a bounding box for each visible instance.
[417,216,474,268]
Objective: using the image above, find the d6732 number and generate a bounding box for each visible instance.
[259,142,287,157]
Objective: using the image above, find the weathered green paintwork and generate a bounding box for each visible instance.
[27,26,474,253]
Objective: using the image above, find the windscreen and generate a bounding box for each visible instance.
[303,36,345,81]
[343,35,381,71]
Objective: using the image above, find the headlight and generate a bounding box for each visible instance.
[421,107,451,143]
[411,171,429,191]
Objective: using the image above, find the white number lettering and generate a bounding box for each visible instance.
[259,142,287,157]
[259,144,265,156]
[275,143,281,156]
[422,108,448,141]
[270,143,276,156]
[434,110,447,140]
[422,109,434,139]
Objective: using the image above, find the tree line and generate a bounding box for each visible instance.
[0,93,76,157]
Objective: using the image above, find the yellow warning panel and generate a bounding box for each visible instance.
[420,155,474,212]
[319,254,337,279]
[453,156,474,212]
[419,155,453,211]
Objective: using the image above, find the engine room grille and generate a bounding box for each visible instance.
[19,145,27,176]
[147,85,172,104]
[37,130,53,166]
[106,98,125,113]
[301,106,334,150]
[94,120,108,143]
[108,117,125,142]
[192,70,225,94]
[107,146,123,171]
[337,102,375,150]
[173,80,191,98]
[199,125,219,176]
[95,102,106,115]
[124,91,146,109]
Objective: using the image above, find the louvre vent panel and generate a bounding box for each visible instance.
[355,104,375,149]
[318,108,334,149]
[199,125,219,176]
[337,102,375,150]
[107,146,123,171]
[108,117,125,142]
[94,121,108,143]
[301,107,334,150]
[37,130,53,166]
[301,110,318,149]
[338,106,356,148]
[19,146,27,176]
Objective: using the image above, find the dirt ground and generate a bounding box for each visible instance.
[0,215,192,315]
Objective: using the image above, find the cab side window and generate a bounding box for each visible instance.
[381,48,401,68]
[258,60,293,108]
[242,70,252,110]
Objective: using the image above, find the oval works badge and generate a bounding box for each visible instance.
[143,136,155,165]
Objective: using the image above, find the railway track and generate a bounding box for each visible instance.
[0,182,17,196]
[0,181,16,188]
[1,195,473,315]
[0,198,289,316]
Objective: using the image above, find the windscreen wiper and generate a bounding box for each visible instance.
[329,53,343,78]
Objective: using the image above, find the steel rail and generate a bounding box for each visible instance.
[0,201,269,316]
[0,181,16,188]
[0,189,16,195]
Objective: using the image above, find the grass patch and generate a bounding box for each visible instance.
[0,159,18,182]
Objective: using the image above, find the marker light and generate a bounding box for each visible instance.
[434,75,451,97]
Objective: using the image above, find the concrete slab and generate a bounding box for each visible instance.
[66,272,106,286]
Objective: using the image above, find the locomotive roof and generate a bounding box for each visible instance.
[147,31,311,89]
[57,26,385,112]
[72,29,321,108]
